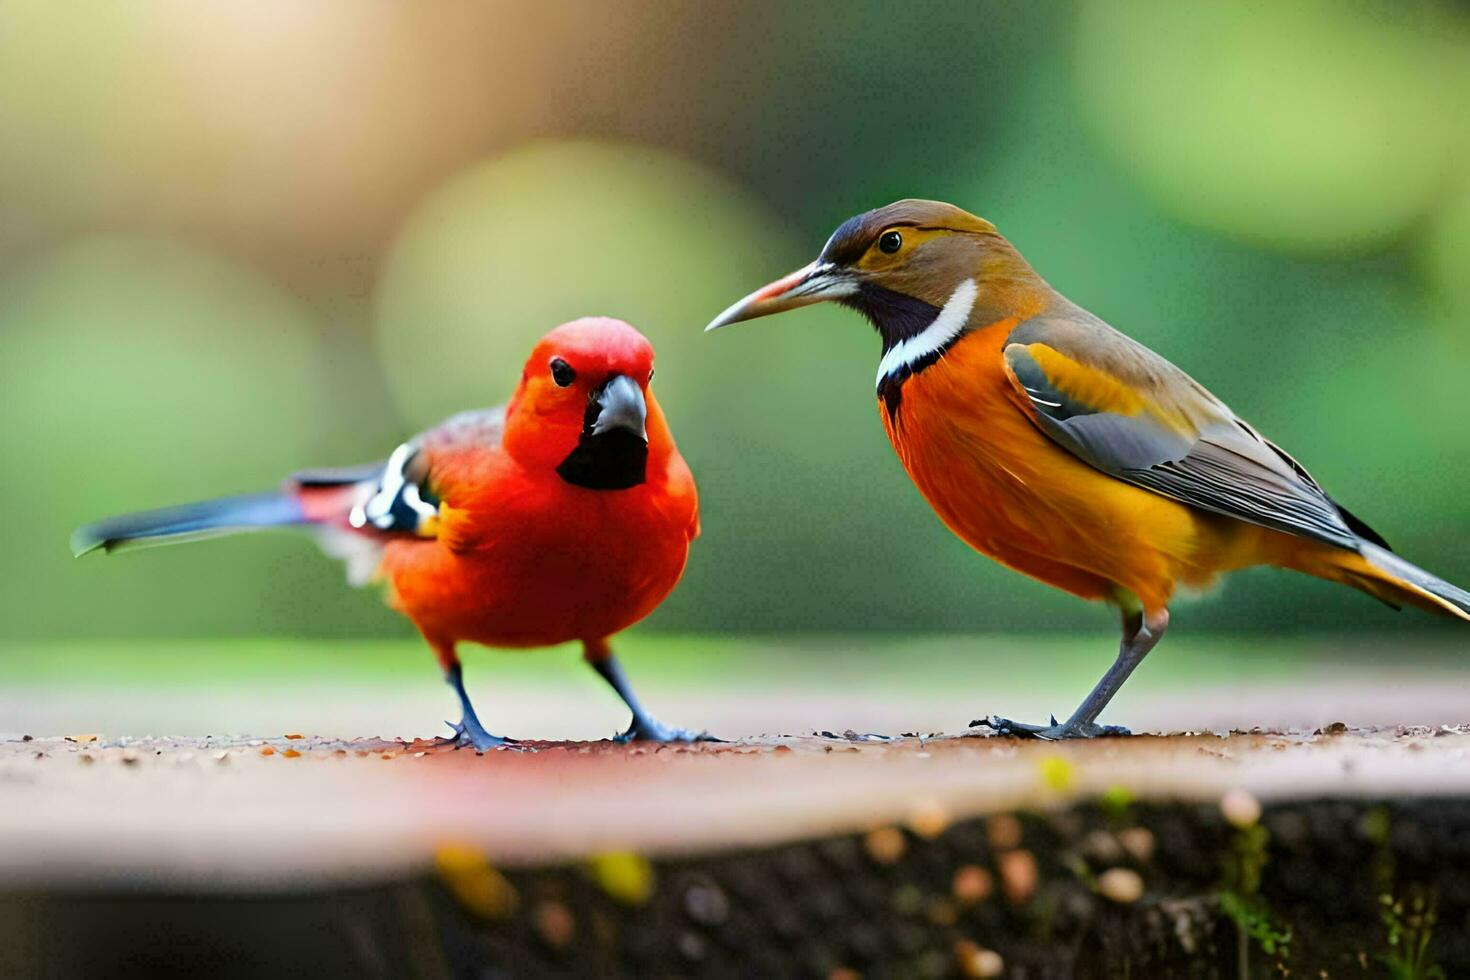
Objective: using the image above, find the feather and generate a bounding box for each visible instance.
[70,492,305,557]
[1003,309,1364,552]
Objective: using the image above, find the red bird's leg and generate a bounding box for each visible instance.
[583,639,720,744]
[428,639,511,752]
[980,608,1170,740]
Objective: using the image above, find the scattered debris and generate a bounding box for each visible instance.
[1081,829,1124,864]
[905,796,950,839]
[1097,867,1144,904]
[1118,826,1156,863]
[434,844,518,919]
[952,865,994,904]
[863,826,907,865]
[1038,754,1077,792]
[986,813,1023,850]
[532,900,574,948]
[998,849,1038,905]
[954,939,1004,978]
[588,851,654,905]
[1220,787,1262,828]
[683,879,729,925]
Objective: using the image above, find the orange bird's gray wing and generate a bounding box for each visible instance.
[1000,307,1383,553]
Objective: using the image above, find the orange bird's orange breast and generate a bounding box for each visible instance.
[879,320,1233,610]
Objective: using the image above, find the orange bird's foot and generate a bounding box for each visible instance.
[613,718,722,744]
[436,719,517,753]
[976,715,1132,741]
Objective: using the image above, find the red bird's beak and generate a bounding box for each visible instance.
[556,374,650,491]
[704,261,857,331]
[590,374,647,442]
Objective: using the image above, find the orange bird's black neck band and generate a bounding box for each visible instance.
[841,282,944,419]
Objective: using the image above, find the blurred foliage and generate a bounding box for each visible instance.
[1077,0,1467,254]
[1,1,1467,641]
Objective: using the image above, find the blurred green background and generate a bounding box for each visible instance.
[3,0,1468,645]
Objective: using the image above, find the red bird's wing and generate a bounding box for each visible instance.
[340,407,507,553]
[999,309,1371,552]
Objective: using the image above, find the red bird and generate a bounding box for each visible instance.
[72,317,707,750]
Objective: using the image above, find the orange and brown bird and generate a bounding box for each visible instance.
[708,199,1470,739]
[72,317,707,750]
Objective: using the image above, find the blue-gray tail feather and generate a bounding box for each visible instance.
[70,492,306,557]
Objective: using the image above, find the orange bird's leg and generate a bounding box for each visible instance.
[582,638,718,744]
[982,607,1171,740]
[426,635,511,752]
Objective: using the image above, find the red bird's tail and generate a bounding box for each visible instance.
[70,465,385,582]
[69,492,310,557]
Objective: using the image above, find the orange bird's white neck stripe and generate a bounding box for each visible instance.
[874,277,978,389]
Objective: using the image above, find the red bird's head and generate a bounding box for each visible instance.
[504,317,668,491]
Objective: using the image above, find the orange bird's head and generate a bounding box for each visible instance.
[705,200,1053,403]
[504,317,665,491]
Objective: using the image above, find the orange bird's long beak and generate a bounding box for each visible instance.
[704,261,857,331]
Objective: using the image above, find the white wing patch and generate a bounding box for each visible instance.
[349,441,438,533]
[875,277,979,388]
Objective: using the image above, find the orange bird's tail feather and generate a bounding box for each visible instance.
[1302,541,1470,621]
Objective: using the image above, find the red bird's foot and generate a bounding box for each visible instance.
[436,720,517,753]
[613,717,722,744]
[976,715,1132,740]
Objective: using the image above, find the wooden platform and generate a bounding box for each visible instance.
[4,726,1469,888]
[5,634,1470,976]
[4,728,1470,977]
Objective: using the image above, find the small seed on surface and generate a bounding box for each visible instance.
[952,865,993,904]
[864,826,906,865]
[1220,788,1262,828]
[1097,867,1144,904]
[998,849,1038,904]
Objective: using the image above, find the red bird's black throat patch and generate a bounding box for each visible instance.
[557,430,648,491]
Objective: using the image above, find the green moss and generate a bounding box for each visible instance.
[1369,810,1445,980]
[1219,819,1292,968]
[1379,891,1444,980]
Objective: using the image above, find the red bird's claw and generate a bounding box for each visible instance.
[614,721,723,745]
[436,721,516,753]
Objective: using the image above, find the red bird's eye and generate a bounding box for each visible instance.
[550,358,576,387]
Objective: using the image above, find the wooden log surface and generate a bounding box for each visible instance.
[4,729,1470,977]
[3,726,1469,889]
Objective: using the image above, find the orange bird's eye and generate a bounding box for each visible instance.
[878,230,903,254]
[549,358,576,387]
